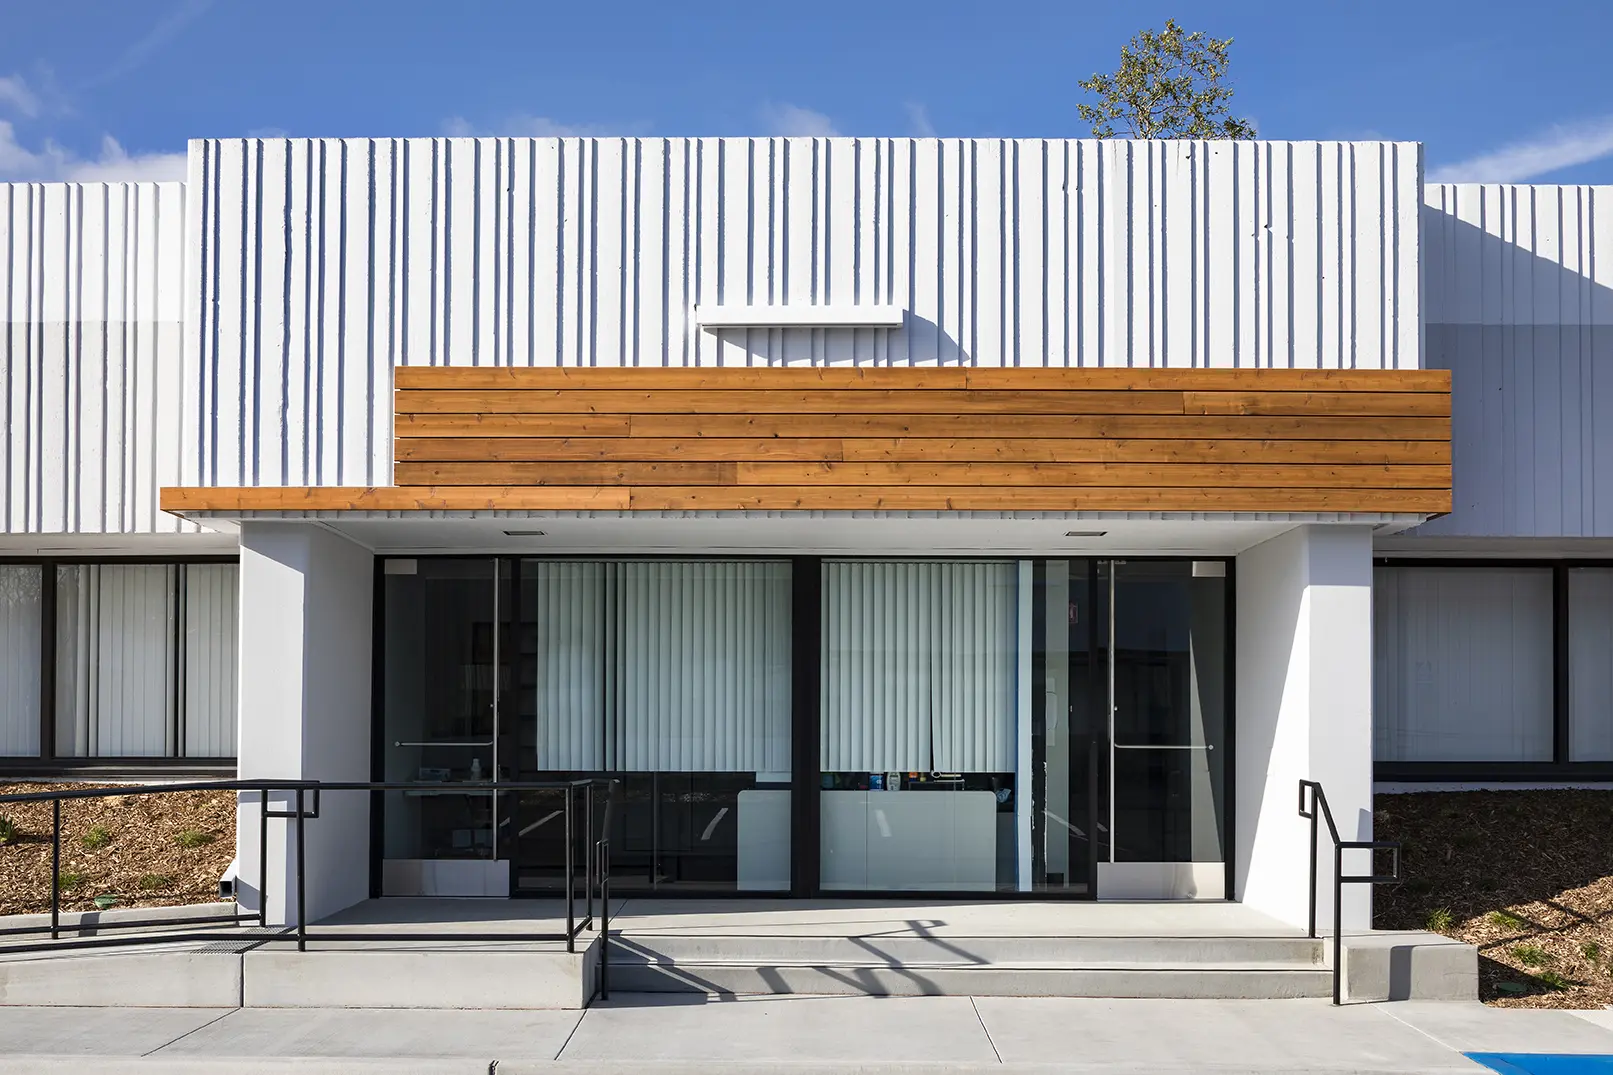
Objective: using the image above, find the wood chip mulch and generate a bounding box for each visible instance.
[0,782,237,917]
[1374,789,1613,1009]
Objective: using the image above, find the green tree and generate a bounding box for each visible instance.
[1078,19,1256,140]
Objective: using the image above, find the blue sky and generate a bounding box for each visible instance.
[3,0,1612,184]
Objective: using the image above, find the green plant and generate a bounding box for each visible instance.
[1076,19,1256,139]
[1534,971,1572,991]
[138,873,174,891]
[1489,910,1528,931]
[1583,941,1602,964]
[1425,907,1454,933]
[92,895,119,910]
[1513,944,1549,967]
[80,824,111,851]
[0,813,17,844]
[57,870,87,891]
[175,830,215,849]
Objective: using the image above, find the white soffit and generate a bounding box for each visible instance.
[694,304,905,329]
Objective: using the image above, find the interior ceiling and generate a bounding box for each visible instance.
[316,515,1314,557]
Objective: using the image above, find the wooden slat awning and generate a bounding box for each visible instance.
[162,365,1453,515]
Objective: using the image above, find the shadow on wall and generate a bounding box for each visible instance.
[702,311,971,366]
[1416,207,1613,538]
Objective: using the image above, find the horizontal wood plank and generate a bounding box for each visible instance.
[397,387,1450,417]
[623,486,1453,513]
[394,436,1450,465]
[393,460,1450,489]
[395,365,1452,393]
[398,413,1451,441]
[160,486,632,512]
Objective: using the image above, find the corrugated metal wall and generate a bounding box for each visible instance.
[0,182,190,534]
[187,137,1425,489]
[1419,183,1613,537]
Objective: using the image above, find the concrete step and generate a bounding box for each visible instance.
[609,933,1324,967]
[603,957,1332,998]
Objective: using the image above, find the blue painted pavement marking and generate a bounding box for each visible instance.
[1468,1055,1613,1075]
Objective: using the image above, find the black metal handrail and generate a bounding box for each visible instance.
[0,777,616,968]
[1298,778,1402,1005]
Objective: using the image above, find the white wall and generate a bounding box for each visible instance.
[1235,525,1374,931]
[235,522,372,924]
[1418,183,1613,538]
[186,137,1424,488]
[0,182,191,535]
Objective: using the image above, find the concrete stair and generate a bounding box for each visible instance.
[604,932,1333,999]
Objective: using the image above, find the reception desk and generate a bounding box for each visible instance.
[820,789,998,891]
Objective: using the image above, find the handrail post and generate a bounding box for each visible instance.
[585,782,595,929]
[1308,787,1319,940]
[565,784,575,953]
[599,837,610,1001]
[50,799,61,940]
[295,786,307,953]
[258,787,269,928]
[1333,842,1344,1006]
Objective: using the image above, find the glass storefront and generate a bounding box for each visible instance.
[377,555,1230,898]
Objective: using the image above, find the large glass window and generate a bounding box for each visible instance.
[1373,566,1553,763]
[0,566,43,757]
[53,563,239,759]
[819,560,1019,892]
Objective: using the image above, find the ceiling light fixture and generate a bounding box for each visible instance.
[1064,530,1108,538]
[503,530,547,537]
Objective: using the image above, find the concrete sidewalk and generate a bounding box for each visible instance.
[0,996,1609,1073]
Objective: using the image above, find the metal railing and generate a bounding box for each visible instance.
[0,778,615,967]
[1297,778,1402,1005]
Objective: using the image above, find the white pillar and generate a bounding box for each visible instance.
[235,522,373,926]
[1234,525,1374,932]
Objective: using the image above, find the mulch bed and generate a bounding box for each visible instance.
[1374,790,1613,1008]
[0,783,237,917]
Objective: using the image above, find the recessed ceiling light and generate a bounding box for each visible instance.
[1064,530,1108,538]
[503,530,547,537]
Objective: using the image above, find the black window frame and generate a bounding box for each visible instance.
[0,554,240,777]
[1374,556,1613,783]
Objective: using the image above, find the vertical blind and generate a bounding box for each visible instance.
[55,564,239,759]
[1569,569,1613,762]
[821,561,1017,773]
[0,566,42,756]
[1373,566,1553,762]
[531,560,792,774]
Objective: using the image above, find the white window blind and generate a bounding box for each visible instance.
[184,564,239,757]
[821,561,1017,773]
[0,566,42,756]
[1373,566,1553,762]
[56,565,178,758]
[531,560,792,774]
[1569,568,1613,761]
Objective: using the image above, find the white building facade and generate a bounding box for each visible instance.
[0,136,1594,932]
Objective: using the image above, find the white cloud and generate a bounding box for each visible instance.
[905,102,936,138]
[759,102,838,137]
[0,75,39,118]
[1430,115,1613,182]
[441,114,632,138]
[0,123,185,182]
[84,0,213,89]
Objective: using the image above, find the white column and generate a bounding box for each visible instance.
[1234,525,1374,931]
[235,522,373,926]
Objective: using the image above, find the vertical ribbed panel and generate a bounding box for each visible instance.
[616,560,791,773]
[533,560,606,770]
[1417,183,1613,538]
[188,138,1425,489]
[1372,566,1554,762]
[0,182,189,534]
[55,564,178,757]
[183,563,238,757]
[0,565,42,755]
[933,561,1016,773]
